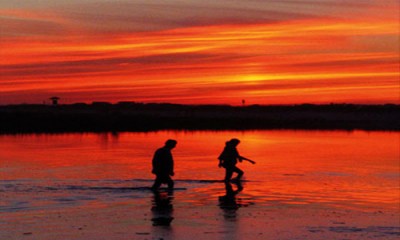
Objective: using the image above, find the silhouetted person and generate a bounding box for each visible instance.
[151,190,174,226]
[151,139,177,190]
[218,138,254,182]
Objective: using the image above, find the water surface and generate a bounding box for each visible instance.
[1,130,398,212]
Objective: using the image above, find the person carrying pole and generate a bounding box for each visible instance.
[218,138,255,182]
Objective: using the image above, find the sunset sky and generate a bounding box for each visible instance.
[1,0,399,105]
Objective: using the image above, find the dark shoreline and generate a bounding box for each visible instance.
[0,103,399,133]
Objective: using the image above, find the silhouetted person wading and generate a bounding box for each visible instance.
[218,138,255,182]
[151,139,177,190]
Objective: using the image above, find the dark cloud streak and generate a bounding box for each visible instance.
[55,1,317,33]
[0,52,237,79]
[0,17,65,36]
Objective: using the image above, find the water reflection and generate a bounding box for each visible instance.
[218,181,244,221]
[98,132,120,148]
[151,190,174,226]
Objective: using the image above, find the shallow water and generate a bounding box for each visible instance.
[1,130,399,208]
[1,130,399,239]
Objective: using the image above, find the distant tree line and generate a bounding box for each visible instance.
[0,103,398,133]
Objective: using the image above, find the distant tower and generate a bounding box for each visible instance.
[49,96,60,106]
[242,99,246,106]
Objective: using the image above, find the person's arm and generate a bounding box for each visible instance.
[218,150,225,168]
[168,151,174,176]
[170,159,174,176]
[152,150,159,174]
[218,159,223,168]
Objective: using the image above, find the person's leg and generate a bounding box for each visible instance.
[235,180,243,192]
[224,181,234,194]
[166,176,174,189]
[224,168,234,182]
[151,176,162,190]
[232,167,244,180]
